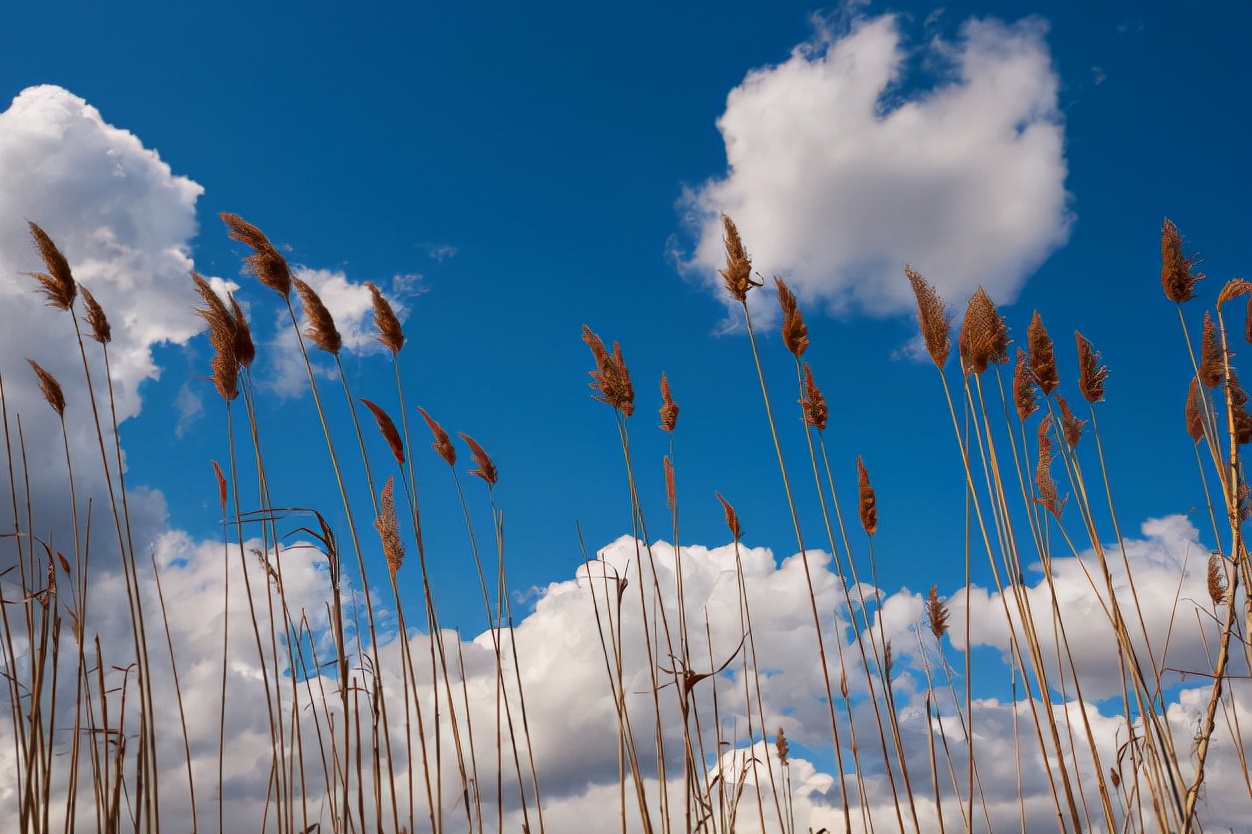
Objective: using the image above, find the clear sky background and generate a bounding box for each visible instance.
[1,1,1250,831]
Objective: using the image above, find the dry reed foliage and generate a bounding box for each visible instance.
[1013,347,1038,421]
[775,277,809,358]
[1225,370,1252,445]
[27,359,65,416]
[959,287,1008,375]
[856,456,877,536]
[1207,552,1228,606]
[800,362,828,431]
[1056,395,1086,448]
[1034,415,1066,520]
[1199,312,1224,389]
[1186,377,1205,443]
[663,455,676,511]
[1075,332,1108,403]
[79,285,111,344]
[1027,311,1059,396]
[581,325,634,416]
[775,728,790,767]
[905,265,951,368]
[458,432,498,487]
[659,373,679,432]
[715,492,742,542]
[926,586,950,639]
[27,222,77,311]
[375,477,405,576]
[718,214,761,303]
[220,213,293,297]
[293,277,343,354]
[365,281,405,354]
[417,407,456,466]
[360,398,405,465]
[1161,218,1202,303]
[230,297,256,367]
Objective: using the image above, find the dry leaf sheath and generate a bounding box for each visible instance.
[959,287,1008,375]
[582,325,634,416]
[360,398,405,465]
[458,433,498,487]
[27,359,66,416]
[659,373,679,432]
[293,277,342,354]
[1013,348,1038,421]
[1075,332,1108,403]
[27,222,77,311]
[776,277,809,358]
[905,265,950,368]
[418,407,456,467]
[716,492,742,542]
[79,284,111,344]
[220,213,293,297]
[366,281,405,354]
[663,456,676,512]
[800,362,828,431]
[718,214,761,303]
[856,456,877,536]
[1161,218,1202,303]
[375,477,405,576]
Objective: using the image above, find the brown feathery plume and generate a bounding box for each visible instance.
[1161,218,1202,303]
[1199,312,1224,389]
[1056,395,1086,448]
[78,284,111,344]
[1075,332,1108,403]
[211,461,228,514]
[1185,377,1205,443]
[27,360,66,416]
[27,222,77,310]
[775,277,809,358]
[458,432,498,487]
[375,477,405,576]
[1110,769,1121,791]
[659,373,679,432]
[229,296,256,367]
[1034,415,1066,520]
[715,492,742,542]
[800,362,828,431]
[417,407,456,466]
[718,214,761,303]
[958,287,1008,375]
[365,281,405,354]
[775,728,790,767]
[293,277,343,354]
[220,213,293,297]
[1027,311,1059,396]
[926,586,950,640]
[1207,552,1227,606]
[663,456,676,512]
[1217,278,1252,309]
[1013,347,1038,421]
[192,273,233,331]
[360,398,405,465]
[856,456,878,536]
[905,265,951,367]
[192,273,239,401]
[1225,370,1252,445]
[581,325,634,416]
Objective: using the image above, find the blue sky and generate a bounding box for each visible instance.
[2,1,1251,830]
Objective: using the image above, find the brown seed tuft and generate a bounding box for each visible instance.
[1013,348,1038,422]
[1027,312,1059,396]
[1217,278,1252,309]
[1226,370,1252,445]
[1185,377,1205,443]
[27,222,77,311]
[230,296,256,367]
[1034,415,1066,520]
[1207,552,1227,606]
[775,728,790,767]
[1199,312,1224,389]
[360,398,405,465]
[366,281,405,354]
[775,277,809,358]
[1056,395,1086,448]
[856,456,877,536]
[663,456,676,512]
[1075,332,1108,404]
[293,277,343,354]
[581,325,634,416]
[715,492,742,542]
[220,213,293,297]
[27,360,66,416]
[192,273,239,401]
[78,284,111,344]
[905,265,951,368]
[926,586,950,640]
[800,362,828,431]
[458,432,498,487]
[211,460,227,513]
[1161,218,1202,303]
[717,214,762,303]
[375,477,405,576]
[417,407,456,467]
[958,287,1008,376]
[1109,769,1121,790]
[659,373,679,432]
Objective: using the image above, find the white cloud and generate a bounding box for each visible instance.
[681,12,1071,324]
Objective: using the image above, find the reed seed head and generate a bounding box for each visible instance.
[856,456,877,536]
[375,477,405,576]
[775,277,809,358]
[1185,377,1205,443]
[582,325,634,417]
[293,277,343,354]
[1207,552,1227,606]
[1199,312,1224,389]
[905,265,951,368]
[1027,311,1059,396]
[1034,415,1066,520]
[1161,218,1202,303]
[775,728,790,766]
[800,362,828,432]
[360,398,405,465]
[1075,332,1108,404]
[926,586,950,640]
[1056,395,1086,448]
[715,492,742,542]
[366,281,405,354]
[1226,370,1252,445]
[27,359,65,416]
[958,287,1008,376]
[1013,348,1038,421]
[78,284,111,344]
[718,214,761,303]
[27,222,77,311]
[192,273,239,401]
[659,373,679,432]
[663,455,676,512]
[417,407,456,466]
[220,213,293,298]
[1217,278,1251,309]
[229,296,256,367]
[458,432,498,487]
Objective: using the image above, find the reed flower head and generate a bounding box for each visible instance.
[1034,415,1066,520]
[366,281,405,354]
[1056,395,1086,448]
[1013,348,1038,421]
[293,277,342,354]
[718,214,761,303]
[1161,218,1202,303]
[1207,552,1227,606]
[375,477,405,576]
[1185,377,1204,443]
[926,586,949,639]
[1226,370,1252,445]
[800,362,828,431]
[230,296,256,367]
[26,222,77,311]
[856,456,877,536]
[360,398,404,465]
[659,373,679,432]
[715,492,742,542]
[458,432,498,487]
[220,213,293,298]
[1027,311,1058,396]
[775,728,790,766]
[775,277,809,358]
[79,284,111,344]
[905,265,950,368]
[1199,312,1224,389]
[582,325,634,416]
[418,407,456,466]
[1075,332,1108,403]
[192,273,239,400]
[27,360,65,416]
[959,287,1008,375]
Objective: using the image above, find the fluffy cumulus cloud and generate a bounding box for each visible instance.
[682,12,1071,322]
